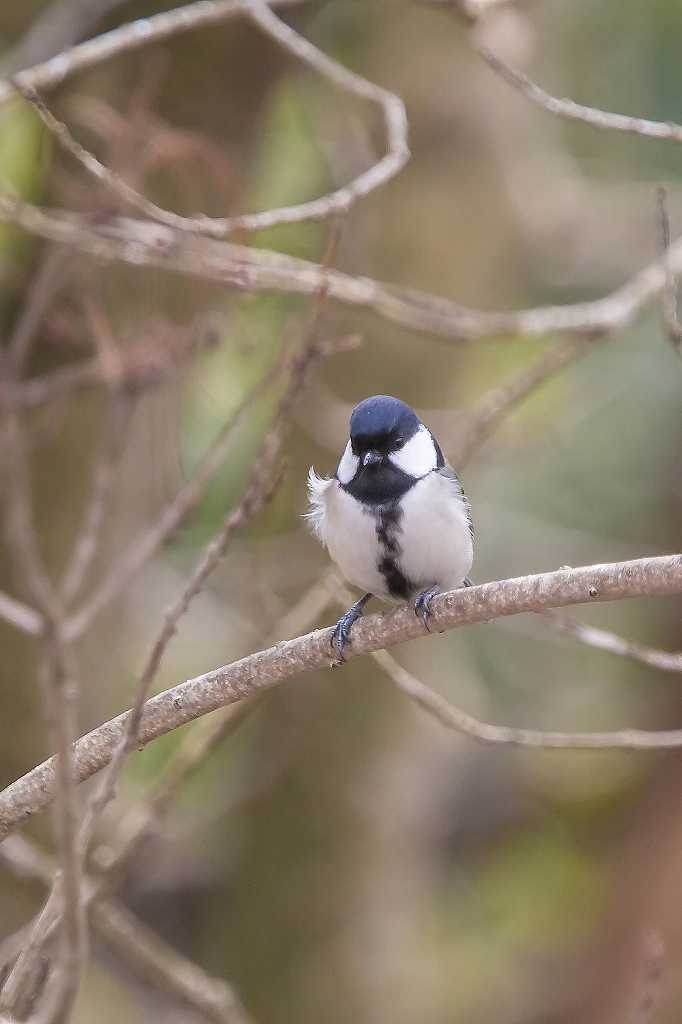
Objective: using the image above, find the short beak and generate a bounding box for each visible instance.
[362,450,383,468]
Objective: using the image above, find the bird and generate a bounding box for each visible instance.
[306,394,474,659]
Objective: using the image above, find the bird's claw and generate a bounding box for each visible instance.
[414,585,440,632]
[330,613,356,662]
[330,594,372,663]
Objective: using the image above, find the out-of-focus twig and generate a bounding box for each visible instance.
[0,0,306,108]
[0,401,85,1022]
[63,341,289,641]
[12,1,407,237]
[1,0,131,75]
[540,610,682,674]
[82,218,345,841]
[0,589,42,635]
[656,186,682,355]
[452,339,588,466]
[3,193,682,343]
[475,43,682,143]
[5,246,70,375]
[0,835,252,1024]
[630,929,665,1024]
[331,583,682,751]
[58,302,137,605]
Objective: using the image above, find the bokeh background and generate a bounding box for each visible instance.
[1,0,682,1021]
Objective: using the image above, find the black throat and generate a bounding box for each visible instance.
[341,461,416,506]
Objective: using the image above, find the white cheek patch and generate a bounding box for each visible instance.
[389,425,437,477]
[336,440,360,484]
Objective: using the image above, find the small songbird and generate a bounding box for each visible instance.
[307,394,474,658]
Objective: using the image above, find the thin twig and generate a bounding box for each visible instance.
[540,610,682,674]
[59,390,135,605]
[631,929,665,1024]
[0,590,42,635]
[332,584,682,750]
[13,3,408,236]
[476,44,682,143]
[2,0,132,75]
[81,218,344,837]
[656,186,682,354]
[0,403,86,1021]
[5,245,69,375]
[0,836,252,1024]
[452,338,588,466]
[63,341,291,641]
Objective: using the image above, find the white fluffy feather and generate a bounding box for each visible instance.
[305,467,332,543]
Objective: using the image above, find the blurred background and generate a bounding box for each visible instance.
[1,0,682,1021]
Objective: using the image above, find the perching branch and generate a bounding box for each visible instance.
[1,553,682,845]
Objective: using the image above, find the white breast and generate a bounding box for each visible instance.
[321,482,388,596]
[307,471,388,596]
[396,471,473,593]
[307,465,473,601]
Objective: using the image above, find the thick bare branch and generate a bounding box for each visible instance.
[2,195,682,342]
[1,554,682,844]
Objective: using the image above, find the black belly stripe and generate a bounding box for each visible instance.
[374,502,414,598]
[377,555,412,599]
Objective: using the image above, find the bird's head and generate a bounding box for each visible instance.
[336,395,443,502]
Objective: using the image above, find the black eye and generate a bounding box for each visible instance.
[390,436,404,451]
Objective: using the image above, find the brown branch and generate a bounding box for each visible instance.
[656,186,682,354]
[476,43,682,143]
[1,554,682,845]
[0,836,252,1024]
[631,929,665,1024]
[451,338,588,466]
[0,405,86,1021]
[2,194,681,343]
[2,0,132,75]
[60,352,285,641]
[5,245,69,375]
[0,590,42,635]
[332,584,682,748]
[540,610,682,674]
[80,217,343,840]
[58,393,134,604]
[13,1,408,236]
[0,0,307,107]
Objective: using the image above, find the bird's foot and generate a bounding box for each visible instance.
[330,593,372,662]
[414,585,440,632]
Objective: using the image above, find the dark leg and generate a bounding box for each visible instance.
[331,593,372,661]
[463,576,473,587]
[414,584,440,632]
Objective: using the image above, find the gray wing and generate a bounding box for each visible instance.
[437,462,474,539]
